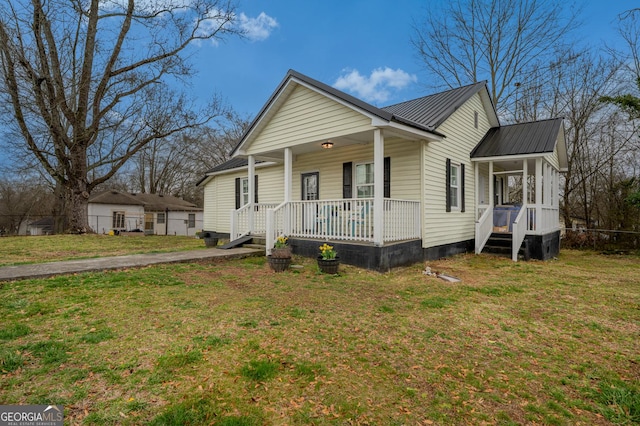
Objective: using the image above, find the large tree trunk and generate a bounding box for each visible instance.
[66,188,90,233]
[66,147,91,233]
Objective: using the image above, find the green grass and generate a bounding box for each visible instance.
[0,249,638,424]
[0,234,205,266]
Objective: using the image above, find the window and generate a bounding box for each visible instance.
[157,212,165,224]
[112,211,125,229]
[188,213,195,228]
[144,213,154,232]
[446,159,465,212]
[355,163,374,198]
[474,111,479,129]
[241,177,249,206]
[450,163,460,209]
[235,176,258,209]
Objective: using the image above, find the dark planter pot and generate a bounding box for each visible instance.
[204,237,218,247]
[202,231,218,248]
[270,247,292,259]
[268,255,291,272]
[317,257,340,274]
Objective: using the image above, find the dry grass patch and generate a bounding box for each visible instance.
[0,234,205,266]
[0,251,638,424]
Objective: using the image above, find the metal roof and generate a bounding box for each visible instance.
[195,158,268,186]
[471,118,564,158]
[382,81,488,130]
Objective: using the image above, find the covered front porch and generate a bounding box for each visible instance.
[228,125,427,255]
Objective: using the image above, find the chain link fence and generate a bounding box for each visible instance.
[562,228,640,253]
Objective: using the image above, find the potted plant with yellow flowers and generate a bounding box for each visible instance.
[268,236,291,272]
[317,243,339,274]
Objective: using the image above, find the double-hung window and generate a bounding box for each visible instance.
[355,163,374,198]
[241,177,250,206]
[188,214,195,228]
[449,163,461,210]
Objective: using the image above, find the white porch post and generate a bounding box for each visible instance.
[474,162,479,216]
[248,155,255,234]
[373,128,384,246]
[283,147,293,236]
[284,148,292,203]
[488,161,494,207]
[522,160,528,203]
[535,158,542,232]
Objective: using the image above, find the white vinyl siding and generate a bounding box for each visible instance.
[246,85,375,155]
[547,146,560,171]
[292,137,421,201]
[423,93,491,249]
[202,166,284,233]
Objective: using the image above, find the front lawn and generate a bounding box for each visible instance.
[0,251,638,424]
[0,234,205,266]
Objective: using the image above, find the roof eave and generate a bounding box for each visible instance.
[231,70,396,158]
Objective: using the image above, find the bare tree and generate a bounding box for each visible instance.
[0,0,242,233]
[412,0,580,119]
[114,110,251,205]
[0,176,54,235]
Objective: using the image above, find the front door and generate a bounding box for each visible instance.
[302,172,319,232]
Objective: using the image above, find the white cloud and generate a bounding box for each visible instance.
[333,67,417,103]
[238,12,278,41]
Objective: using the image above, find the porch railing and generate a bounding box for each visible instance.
[384,199,422,242]
[475,205,493,254]
[512,207,527,261]
[526,205,559,234]
[264,198,421,252]
[230,203,279,240]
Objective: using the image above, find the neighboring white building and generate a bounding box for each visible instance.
[27,217,54,235]
[88,191,203,236]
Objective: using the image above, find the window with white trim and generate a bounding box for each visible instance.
[449,163,461,209]
[157,212,165,224]
[355,162,374,198]
[112,211,126,229]
[241,177,249,206]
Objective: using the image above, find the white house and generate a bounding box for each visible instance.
[88,190,203,236]
[197,70,567,270]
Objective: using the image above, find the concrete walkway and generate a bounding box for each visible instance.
[0,247,262,282]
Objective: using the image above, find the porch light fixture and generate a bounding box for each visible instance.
[321,141,333,149]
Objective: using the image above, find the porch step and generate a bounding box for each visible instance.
[482,233,525,258]
[244,243,267,250]
[218,235,267,251]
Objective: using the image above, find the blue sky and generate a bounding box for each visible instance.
[187,0,633,118]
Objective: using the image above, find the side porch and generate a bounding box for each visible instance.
[473,156,562,261]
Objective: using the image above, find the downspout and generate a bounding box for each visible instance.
[165,208,169,236]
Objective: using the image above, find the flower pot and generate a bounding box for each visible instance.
[270,247,292,259]
[204,237,218,247]
[268,255,291,272]
[317,256,340,274]
[202,231,218,248]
